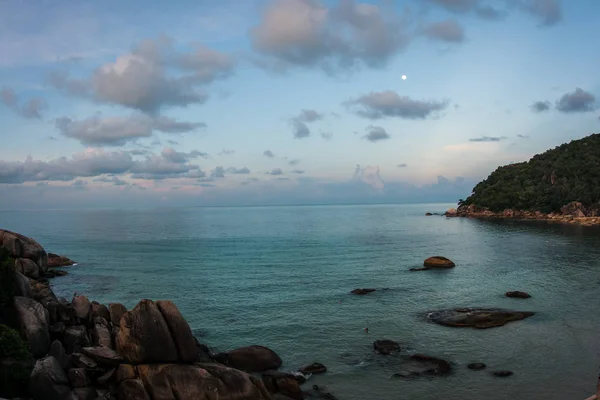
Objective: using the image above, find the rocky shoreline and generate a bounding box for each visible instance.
[443,201,600,227]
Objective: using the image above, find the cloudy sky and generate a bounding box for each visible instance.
[1,0,598,209]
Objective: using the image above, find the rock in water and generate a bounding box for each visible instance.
[373,340,400,355]
[492,370,514,377]
[428,308,535,329]
[423,256,455,268]
[14,296,50,358]
[467,363,487,371]
[116,299,178,364]
[505,291,531,299]
[262,371,304,400]
[350,288,376,295]
[225,345,283,372]
[29,356,72,400]
[299,362,327,375]
[47,253,76,268]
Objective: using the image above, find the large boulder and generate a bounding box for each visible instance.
[116,300,178,364]
[14,270,32,298]
[63,325,91,354]
[47,253,76,268]
[428,308,535,329]
[91,302,111,321]
[48,340,70,369]
[225,345,283,373]
[156,300,198,363]
[0,229,47,272]
[15,258,41,279]
[72,295,91,323]
[13,296,50,358]
[82,346,123,367]
[91,321,113,349]
[262,371,303,400]
[109,303,127,326]
[29,356,72,400]
[423,256,455,269]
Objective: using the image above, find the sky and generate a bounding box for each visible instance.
[0,0,599,209]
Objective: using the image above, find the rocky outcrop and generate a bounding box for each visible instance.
[29,356,72,400]
[467,363,487,371]
[428,308,535,329]
[47,253,76,268]
[505,291,531,299]
[1,229,47,280]
[14,296,51,358]
[373,339,400,355]
[224,345,283,373]
[298,363,327,375]
[423,256,455,269]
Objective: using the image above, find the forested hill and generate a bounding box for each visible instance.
[460,133,600,213]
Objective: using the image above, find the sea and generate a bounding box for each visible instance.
[2,203,600,400]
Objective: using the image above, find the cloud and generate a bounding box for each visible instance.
[345,90,448,119]
[219,149,235,155]
[288,159,301,166]
[1,87,46,119]
[353,165,384,190]
[250,0,411,72]
[468,136,507,142]
[291,170,305,174]
[320,131,333,140]
[263,150,276,158]
[555,88,596,113]
[290,109,323,138]
[167,140,180,145]
[475,5,507,20]
[226,167,251,174]
[513,0,562,26]
[425,0,478,13]
[129,153,201,180]
[363,125,391,142]
[397,163,408,168]
[161,147,208,163]
[49,36,234,113]
[530,100,551,112]
[269,168,283,175]
[422,19,465,43]
[210,166,226,178]
[55,114,205,146]
[71,180,88,190]
[93,175,130,186]
[129,149,150,156]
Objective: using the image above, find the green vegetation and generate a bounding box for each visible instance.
[0,324,32,398]
[461,134,600,213]
[0,248,16,309]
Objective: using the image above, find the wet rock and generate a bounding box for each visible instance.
[116,300,179,364]
[108,303,127,327]
[467,363,487,371]
[226,345,283,372]
[409,267,430,272]
[115,364,137,384]
[350,288,376,295]
[68,368,90,388]
[14,296,50,358]
[72,295,91,323]
[428,308,535,329]
[505,291,531,299]
[64,326,91,354]
[444,208,458,217]
[409,354,451,375]
[423,256,455,268]
[304,385,338,400]
[262,371,303,400]
[156,300,198,363]
[117,379,150,400]
[45,269,68,278]
[47,253,75,268]
[425,212,433,216]
[299,362,327,375]
[29,356,71,400]
[91,322,113,349]
[492,370,513,377]
[373,339,400,355]
[82,346,123,367]
[91,302,111,321]
[49,340,70,369]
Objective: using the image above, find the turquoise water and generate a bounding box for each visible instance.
[2,203,600,399]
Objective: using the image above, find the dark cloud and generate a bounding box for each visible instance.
[363,126,391,142]
[263,150,276,158]
[512,0,562,26]
[226,167,251,174]
[71,180,88,190]
[129,149,150,156]
[161,147,208,163]
[475,5,507,20]
[93,175,129,186]
[49,36,234,113]
[167,140,180,145]
[530,100,551,112]
[290,109,323,139]
[468,136,507,142]
[555,88,596,113]
[426,0,478,13]
[269,168,283,176]
[346,90,448,119]
[517,134,529,138]
[320,131,333,140]
[210,166,226,179]
[55,114,205,146]
[397,163,408,168]
[129,153,201,180]
[291,170,305,174]
[1,87,46,119]
[291,120,310,138]
[288,159,301,166]
[250,0,411,72]
[219,149,235,156]
[422,19,465,43]
[48,136,58,141]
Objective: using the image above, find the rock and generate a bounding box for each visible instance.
[91,302,111,321]
[91,322,113,349]
[13,296,50,358]
[262,371,303,400]
[226,345,283,372]
[425,212,433,216]
[303,385,338,400]
[82,346,124,367]
[423,256,455,268]
[97,367,117,386]
[428,308,535,329]
[108,303,127,327]
[72,295,91,323]
[350,288,376,295]
[156,300,198,363]
[47,253,76,268]
[409,267,430,272]
[15,258,41,279]
[49,340,70,369]
[492,370,513,377]
[299,363,327,375]
[14,270,33,298]
[117,379,150,400]
[467,363,487,371]
[29,356,72,400]
[68,368,90,388]
[409,354,452,375]
[64,326,91,354]
[116,299,178,364]
[505,291,531,299]
[45,269,69,278]
[70,387,96,400]
[445,208,458,217]
[115,364,137,384]
[0,229,47,271]
[71,353,98,369]
[57,297,77,324]
[373,339,400,355]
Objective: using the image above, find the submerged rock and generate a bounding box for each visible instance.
[423,256,455,268]
[492,370,514,377]
[391,354,452,379]
[505,291,531,299]
[225,345,283,373]
[299,362,327,375]
[409,267,430,272]
[350,288,376,295]
[373,340,400,355]
[428,308,535,329]
[467,363,487,371]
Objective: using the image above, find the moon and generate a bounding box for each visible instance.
[401,75,407,80]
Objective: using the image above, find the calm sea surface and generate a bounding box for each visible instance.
[2,203,600,399]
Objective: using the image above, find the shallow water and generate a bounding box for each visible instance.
[2,203,600,399]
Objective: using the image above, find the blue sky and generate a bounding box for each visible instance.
[0,0,598,209]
